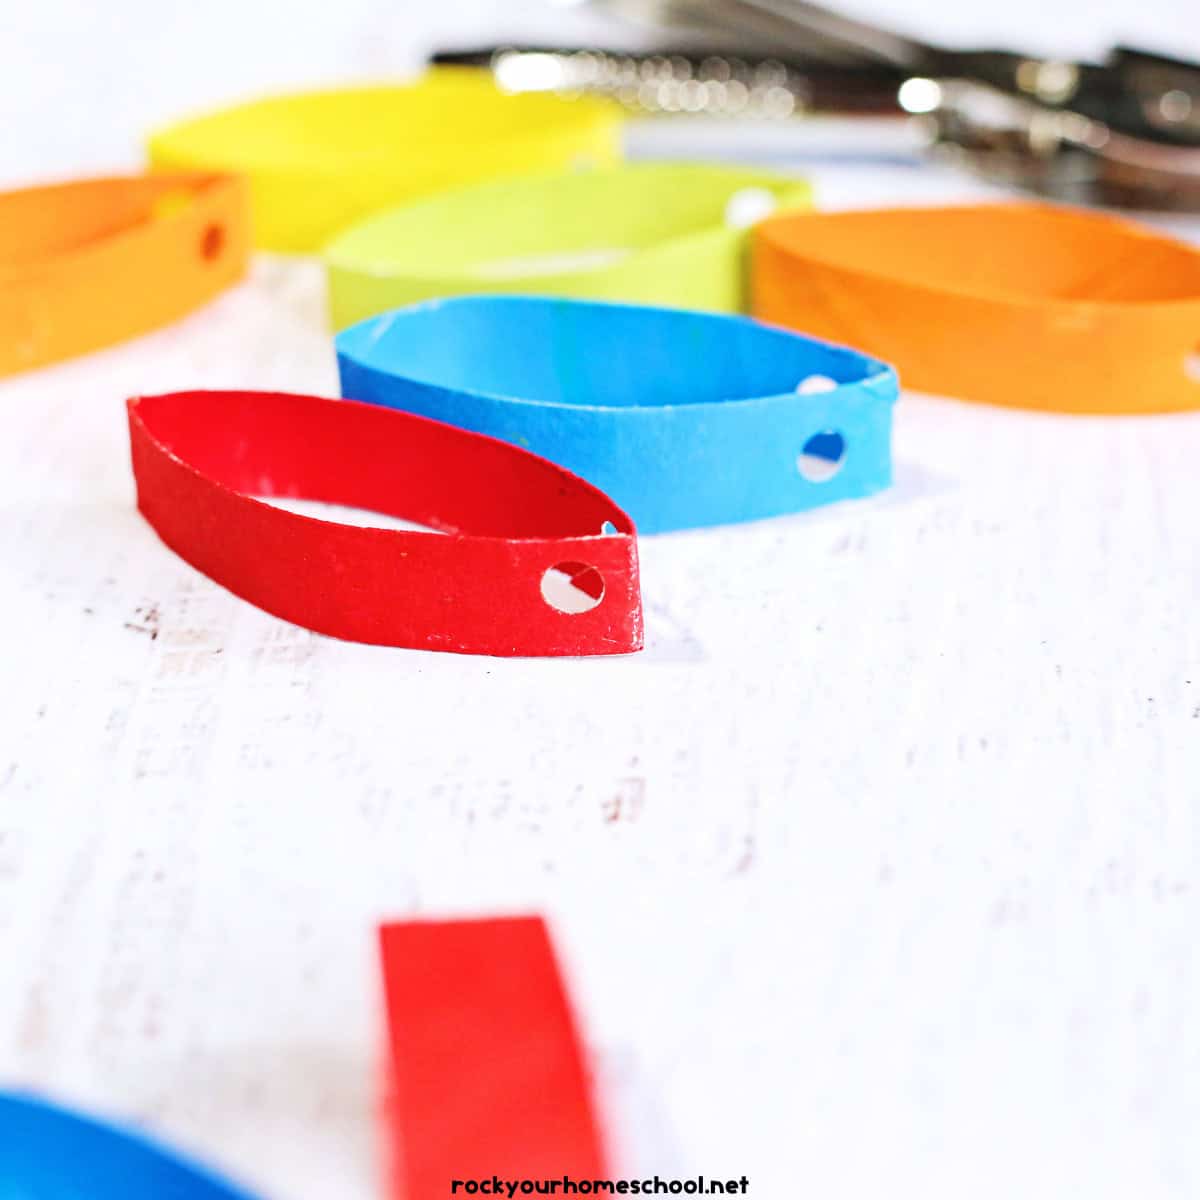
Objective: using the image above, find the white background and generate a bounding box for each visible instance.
[3,2,1200,1198]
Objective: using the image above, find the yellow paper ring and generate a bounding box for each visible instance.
[323,162,811,327]
[147,69,623,252]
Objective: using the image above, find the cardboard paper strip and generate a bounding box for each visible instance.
[0,173,248,377]
[0,1092,257,1199]
[128,390,643,657]
[753,202,1200,414]
[337,296,898,534]
[324,162,812,329]
[379,917,609,1199]
[148,69,623,252]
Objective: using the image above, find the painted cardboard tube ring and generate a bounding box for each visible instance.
[337,296,899,534]
[0,1092,258,1200]
[324,162,812,329]
[0,172,248,377]
[148,69,622,252]
[128,390,643,657]
[753,202,1200,414]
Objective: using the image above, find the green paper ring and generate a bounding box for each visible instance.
[323,162,812,329]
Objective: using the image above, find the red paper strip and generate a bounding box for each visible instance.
[379,917,610,1199]
[127,391,642,657]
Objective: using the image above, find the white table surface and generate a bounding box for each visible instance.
[4,2,1200,1198]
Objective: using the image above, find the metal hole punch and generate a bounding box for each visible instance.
[433,1,1200,211]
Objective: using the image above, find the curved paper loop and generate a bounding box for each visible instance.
[753,202,1200,414]
[0,1091,257,1200]
[0,173,248,377]
[128,390,642,657]
[148,69,622,252]
[337,296,898,534]
[324,162,812,328]
[379,917,609,1198]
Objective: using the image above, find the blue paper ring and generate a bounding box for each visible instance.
[336,297,898,534]
[0,1091,259,1199]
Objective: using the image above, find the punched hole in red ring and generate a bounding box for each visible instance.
[200,223,224,261]
[541,562,605,614]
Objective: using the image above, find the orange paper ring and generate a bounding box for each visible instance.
[0,173,249,377]
[753,203,1200,414]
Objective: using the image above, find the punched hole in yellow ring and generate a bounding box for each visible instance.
[725,187,778,230]
[1185,348,1200,383]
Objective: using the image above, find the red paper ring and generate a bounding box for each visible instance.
[379,917,610,1197]
[128,391,643,657]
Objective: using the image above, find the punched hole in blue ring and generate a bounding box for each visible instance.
[795,373,846,482]
[798,431,847,483]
